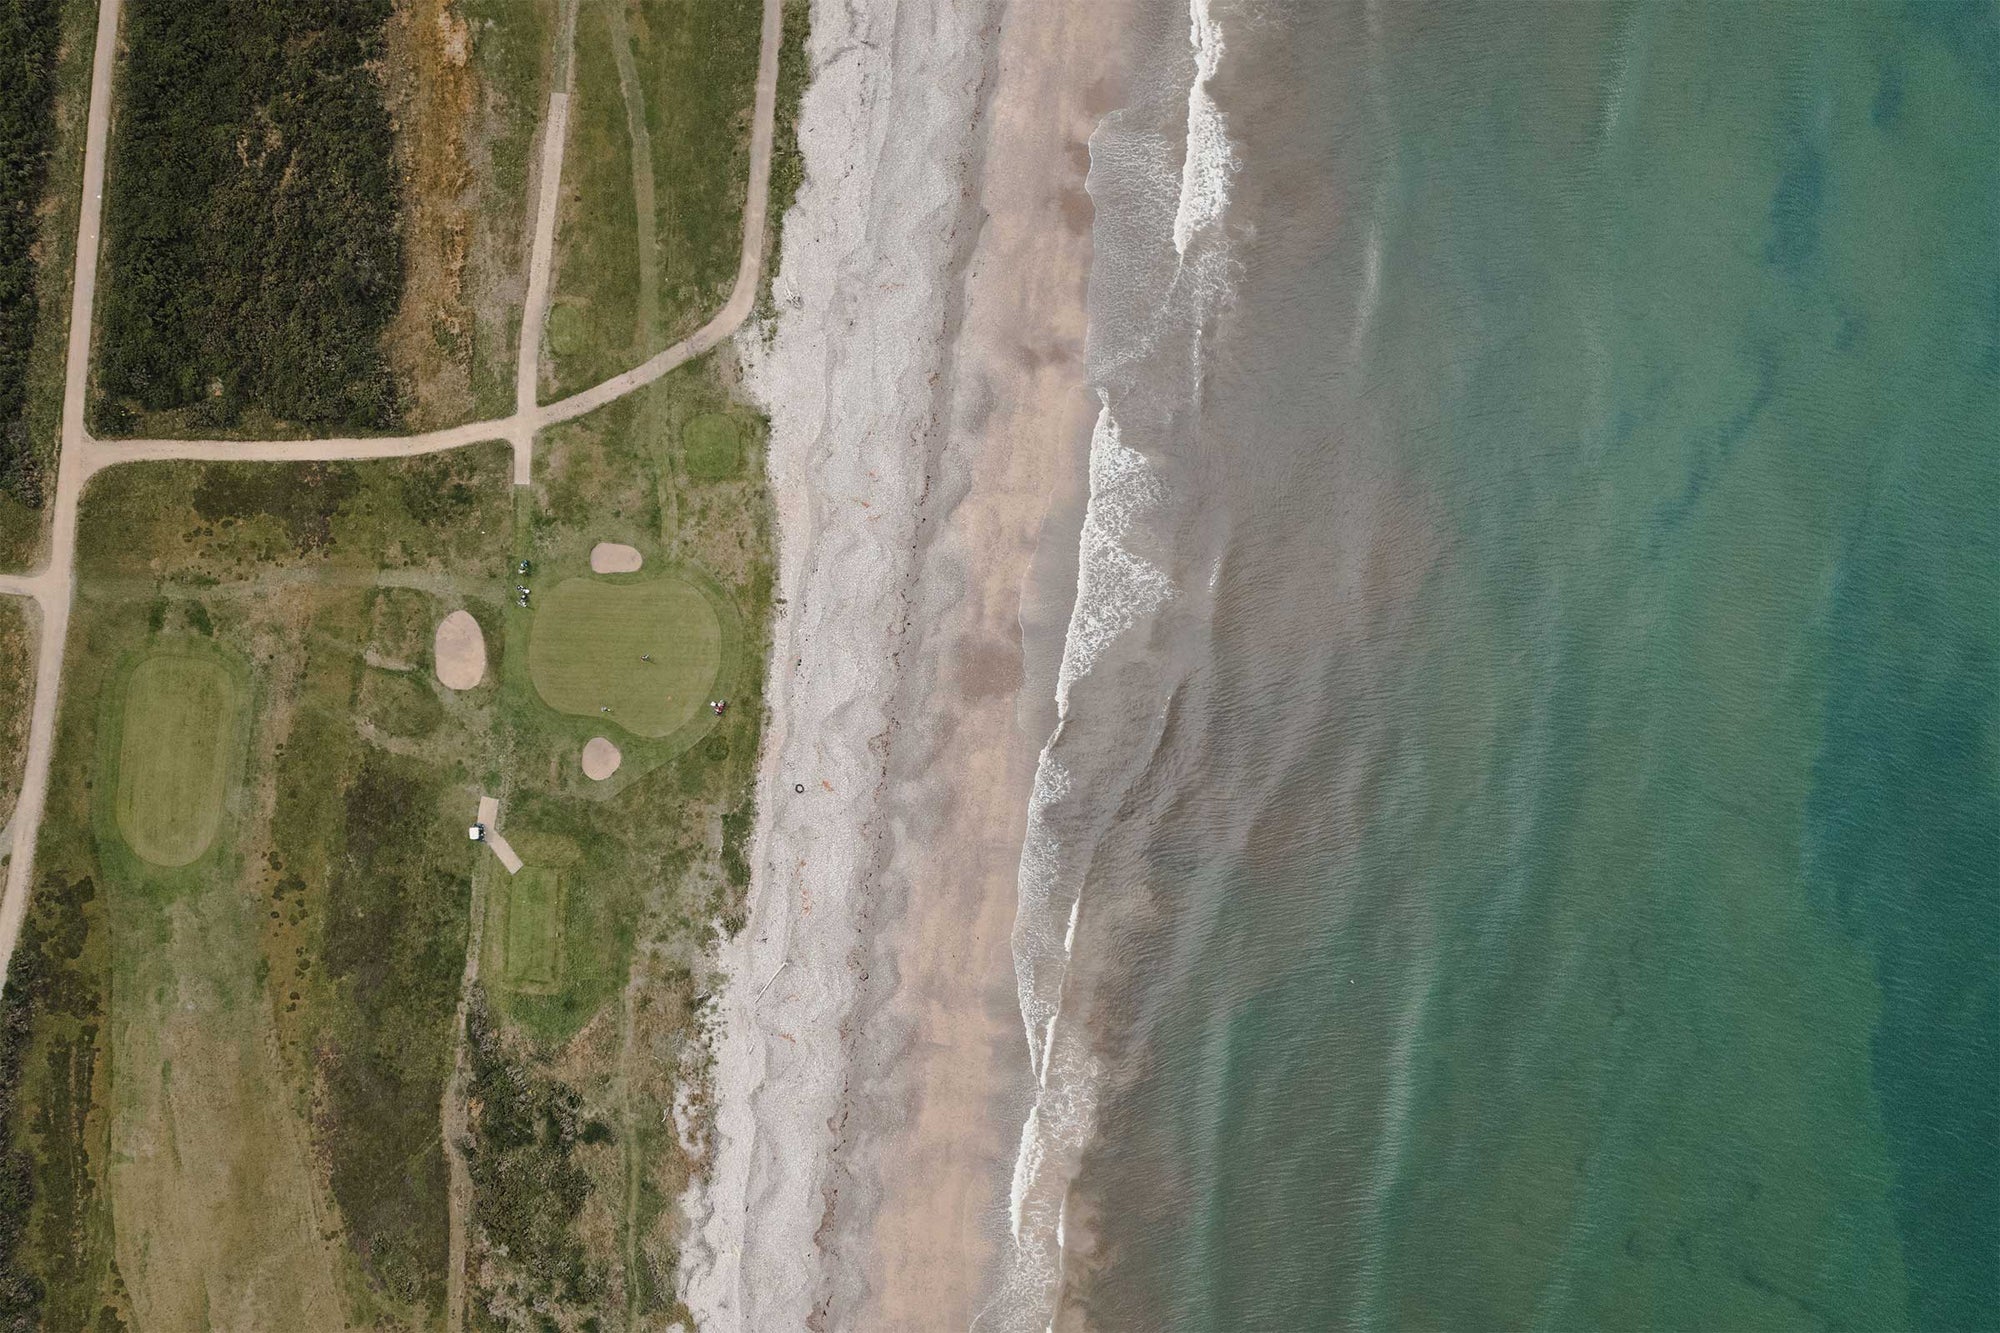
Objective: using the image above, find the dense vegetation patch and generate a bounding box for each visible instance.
[0,600,29,823]
[95,0,402,433]
[0,0,64,503]
[319,753,471,1311]
[0,871,112,1333]
[192,462,360,555]
[464,996,602,1311]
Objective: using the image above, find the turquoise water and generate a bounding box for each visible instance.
[1053,3,1999,1327]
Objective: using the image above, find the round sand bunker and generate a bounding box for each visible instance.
[433,610,487,690]
[581,736,622,781]
[590,542,643,574]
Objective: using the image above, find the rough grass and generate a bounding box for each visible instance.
[379,0,478,432]
[360,666,445,739]
[318,752,469,1313]
[543,0,764,399]
[462,0,557,420]
[0,865,111,1332]
[112,650,239,867]
[526,575,721,738]
[463,996,597,1310]
[0,598,29,824]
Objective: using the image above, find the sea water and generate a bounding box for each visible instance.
[1004,2,2000,1328]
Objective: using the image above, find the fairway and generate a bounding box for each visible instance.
[501,867,562,990]
[115,651,241,867]
[528,575,722,737]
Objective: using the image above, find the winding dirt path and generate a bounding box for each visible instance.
[0,0,788,1000]
[0,0,120,989]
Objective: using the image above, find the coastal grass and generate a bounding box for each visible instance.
[544,0,764,399]
[111,648,241,867]
[758,0,811,318]
[0,598,28,824]
[526,574,722,738]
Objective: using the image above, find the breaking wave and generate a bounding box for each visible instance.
[1172,0,1236,255]
[987,5,1239,1327]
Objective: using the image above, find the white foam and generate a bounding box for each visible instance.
[1013,394,1176,1091]
[1009,1104,1044,1240]
[1171,0,1236,255]
[991,1021,1103,1327]
[1054,399,1172,714]
[995,385,1182,1323]
[1351,214,1382,355]
[1013,751,1072,1079]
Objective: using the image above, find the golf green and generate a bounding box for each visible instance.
[527,575,722,737]
[115,652,240,867]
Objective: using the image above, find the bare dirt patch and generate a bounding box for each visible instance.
[383,0,478,429]
[580,735,621,780]
[589,540,642,573]
[434,609,487,689]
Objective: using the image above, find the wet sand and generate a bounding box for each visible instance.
[686,0,1129,1327]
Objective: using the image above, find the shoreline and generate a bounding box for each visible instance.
[686,0,1131,1327]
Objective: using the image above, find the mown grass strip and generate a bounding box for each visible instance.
[112,650,239,868]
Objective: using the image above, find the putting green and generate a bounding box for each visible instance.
[527,575,722,737]
[683,413,742,480]
[501,867,562,990]
[115,652,241,867]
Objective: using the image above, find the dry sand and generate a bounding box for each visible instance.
[433,609,487,689]
[581,735,622,780]
[590,541,644,573]
[685,0,1125,1327]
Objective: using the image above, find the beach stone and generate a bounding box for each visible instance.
[590,542,644,574]
[581,736,622,780]
[433,610,487,690]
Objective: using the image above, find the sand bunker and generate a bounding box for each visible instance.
[590,542,644,574]
[434,610,487,690]
[581,736,622,781]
